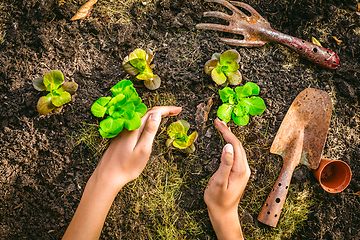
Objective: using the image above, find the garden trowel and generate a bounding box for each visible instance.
[257,88,332,227]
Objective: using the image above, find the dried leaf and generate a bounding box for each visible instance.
[332,36,342,45]
[70,0,98,21]
[311,37,322,47]
[354,191,360,195]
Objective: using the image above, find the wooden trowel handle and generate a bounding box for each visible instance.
[257,161,298,227]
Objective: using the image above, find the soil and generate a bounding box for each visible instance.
[0,0,359,239]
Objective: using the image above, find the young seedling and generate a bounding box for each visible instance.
[33,70,78,115]
[217,82,266,126]
[122,48,161,90]
[204,49,242,86]
[91,79,147,138]
[166,120,198,154]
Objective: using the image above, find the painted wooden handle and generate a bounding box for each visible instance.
[265,30,339,70]
[257,161,297,227]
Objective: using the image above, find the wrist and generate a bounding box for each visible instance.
[208,208,243,240]
[89,169,126,195]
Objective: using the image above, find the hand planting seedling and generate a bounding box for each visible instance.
[217,82,265,126]
[122,48,161,90]
[91,79,147,138]
[166,120,198,154]
[204,49,242,86]
[33,70,78,115]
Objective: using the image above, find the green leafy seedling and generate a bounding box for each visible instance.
[166,120,198,154]
[122,48,161,90]
[217,82,266,126]
[91,79,147,138]
[33,70,78,115]
[204,49,242,86]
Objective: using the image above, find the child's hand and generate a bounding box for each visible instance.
[204,118,251,240]
[92,106,182,192]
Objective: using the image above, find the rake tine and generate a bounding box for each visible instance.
[204,0,249,19]
[196,23,243,35]
[220,37,267,47]
[230,1,268,22]
[203,11,233,22]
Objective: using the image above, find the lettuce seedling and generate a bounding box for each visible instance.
[204,49,242,86]
[91,79,147,138]
[122,48,161,90]
[33,70,78,115]
[166,120,198,154]
[217,82,266,126]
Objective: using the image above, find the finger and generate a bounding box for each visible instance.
[134,111,162,156]
[118,106,182,148]
[137,106,182,139]
[213,143,234,189]
[214,118,247,174]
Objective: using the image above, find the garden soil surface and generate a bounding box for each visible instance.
[0,0,359,239]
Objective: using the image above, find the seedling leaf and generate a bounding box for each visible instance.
[33,78,46,91]
[37,95,56,115]
[235,84,252,99]
[219,49,240,64]
[219,87,235,104]
[242,97,266,115]
[217,104,234,123]
[232,113,250,126]
[100,117,124,136]
[226,70,242,86]
[144,75,161,90]
[51,89,71,107]
[43,70,64,92]
[62,82,79,95]
[244,82,260,95]
[91,96,112,118]
[204,59,218,75]
[211,66,227,85]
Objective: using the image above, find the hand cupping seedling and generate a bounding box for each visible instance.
[217,82,266,126]
[122,48,161,90]
[91,79,147,138]
[204,49,242,86]
[166,120,198,154]
[33,70,78,115]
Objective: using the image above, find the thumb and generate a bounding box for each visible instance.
[135,111,162,154]
[214,143,234,188]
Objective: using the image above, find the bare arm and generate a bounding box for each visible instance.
[204,118,251,240]
[62,106,182,240]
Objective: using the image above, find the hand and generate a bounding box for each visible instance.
[92,106,182,192]
[204,118,251,240]
[63,106,182,240]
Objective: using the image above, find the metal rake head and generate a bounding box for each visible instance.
[196,0,272,47]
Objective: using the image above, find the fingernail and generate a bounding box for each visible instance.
[224,143,233,154]
[150,111,161,122]
[217,118,231,132]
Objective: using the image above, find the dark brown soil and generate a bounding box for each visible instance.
[0,0,359,239]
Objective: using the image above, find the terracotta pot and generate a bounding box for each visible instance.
[313,158,351,193]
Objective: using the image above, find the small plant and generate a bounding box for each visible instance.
[91,79,147,138]
[166,120,198,154]
[204,49,242,85]
[217,82,266,126]
[33,70,78,115]
[122,48,161,90]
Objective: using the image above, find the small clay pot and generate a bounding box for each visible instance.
[313,158,351,193]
